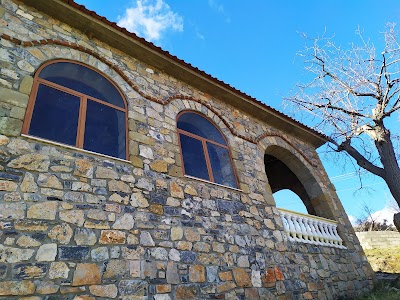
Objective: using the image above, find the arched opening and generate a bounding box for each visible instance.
[264,146,333,219]
[265,152,316,215]
[273,189,308,214]
[265,146,345,248]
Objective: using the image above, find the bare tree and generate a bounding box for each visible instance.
[285,23,400,231]
[354,201,391,232]
[387,193,400,213]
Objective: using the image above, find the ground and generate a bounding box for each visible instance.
[364,247,400,273]
[353,246,400,299]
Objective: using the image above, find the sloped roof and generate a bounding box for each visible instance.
[20,0,327,147]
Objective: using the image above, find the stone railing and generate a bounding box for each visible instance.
[278,208,346,249]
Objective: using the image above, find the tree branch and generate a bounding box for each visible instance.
[331,138,385,178]
[315,56,380,100]
[315,100,367,118]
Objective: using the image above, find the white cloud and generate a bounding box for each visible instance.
[208,0,224,13]
[369,206,397,225]
[195,29,205,40]
[207,0,231,23]
[117,0,183,42]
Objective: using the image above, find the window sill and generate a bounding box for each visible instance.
[21,134,132,164]
[184,175,243,192]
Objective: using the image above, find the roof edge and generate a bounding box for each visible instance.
[18,0,328,148]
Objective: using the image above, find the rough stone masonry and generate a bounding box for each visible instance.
[0,0,375,299]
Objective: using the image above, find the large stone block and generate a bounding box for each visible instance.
[118,280,148,297]
[89,284,118,298]
[189,265,206,283]
[19,76,33,95]
[8,153,50,172]
[36,244,57,262]
[0,280,35,296]
[59,246,90,261]
[233,268,252,288]
[0,179,18,191]
[72,263,102,286]
[0,245,34,263]
[103,260,129,279]
[100,230,126,244]
[0,87,29,108]
[0,202,25,219]
[12,263,48,280]
[27,201,58,220]
[129,132,155,146]
[174,284,198,300]
[0,117,22,136]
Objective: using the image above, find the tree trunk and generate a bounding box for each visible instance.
[374,129,400,231]
[394,213,400,232]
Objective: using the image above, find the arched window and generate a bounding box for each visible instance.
[22,60,128,159]
[177,111,238,188]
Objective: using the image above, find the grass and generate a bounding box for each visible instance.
[363,246,400,273]
[353,283,400,300]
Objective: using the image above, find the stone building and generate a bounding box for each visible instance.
[0,0,375,299]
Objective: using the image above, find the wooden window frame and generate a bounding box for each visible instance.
[22,59,129,160]
[176,110,239,188]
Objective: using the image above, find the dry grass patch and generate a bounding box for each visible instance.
[364,246,400,273]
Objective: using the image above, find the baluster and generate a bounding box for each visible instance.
[299,217,311,243]
[318,222,330,246]
[324,223,335,246]
[286,214,297,241]
[280,213,291,238]
[332,225,344,248]
[328,224,340,247]
[292,216,304,242]
[280,214,288,231]
[312,219,324,245]
[306,219,318,245]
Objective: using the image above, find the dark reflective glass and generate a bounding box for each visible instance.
[29,84,79,146]
[39,62,125,108]
[84,100,126,159]
[177,112,226,145]
[180,134,209,181]
[207,142,237,188]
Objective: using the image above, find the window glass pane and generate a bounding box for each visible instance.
[177,112,226,145]
[179,134,209,181]
[39,62,125,108]
[84,100,126,159]
[207,142,237,188]
[29,84,80,146]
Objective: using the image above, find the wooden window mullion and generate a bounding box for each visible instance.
[76,97,87,148]
[22,81,40,135]
[202,139,214,182]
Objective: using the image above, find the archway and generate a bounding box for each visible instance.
[264,146,334,219]
[273,189,308,214]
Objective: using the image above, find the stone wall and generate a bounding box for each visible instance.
[0,0,375,299]
[356,231,400,250]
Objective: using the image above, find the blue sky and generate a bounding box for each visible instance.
[75,0,400,222]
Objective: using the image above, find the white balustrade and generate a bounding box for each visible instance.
[278,208,346,249]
